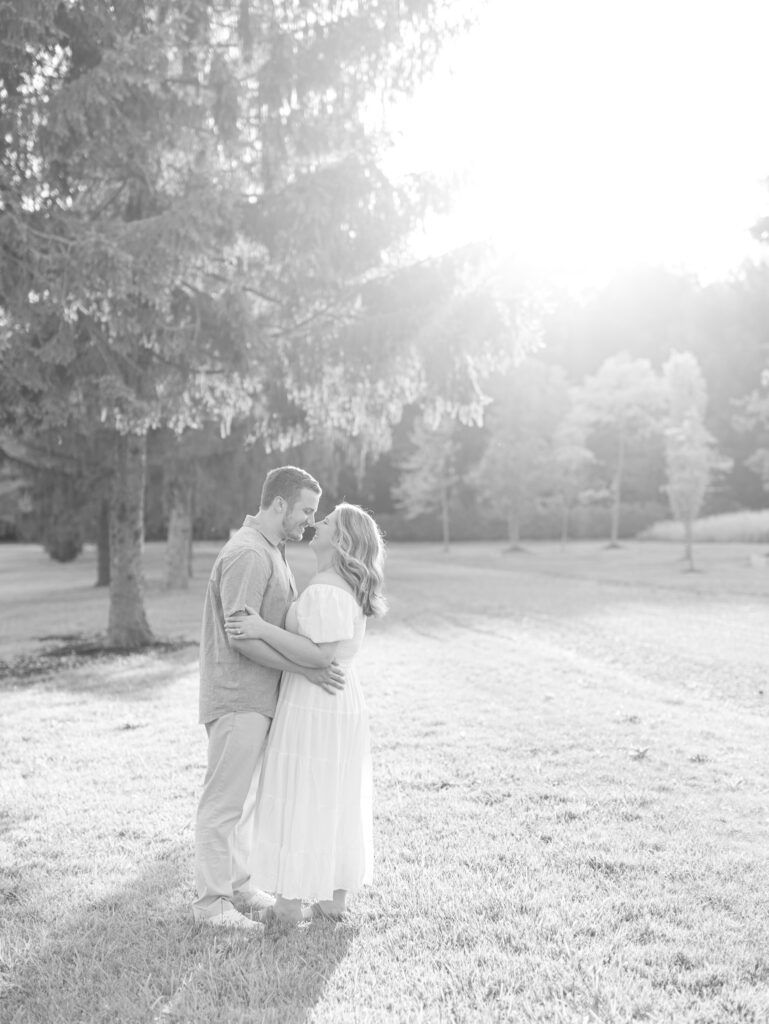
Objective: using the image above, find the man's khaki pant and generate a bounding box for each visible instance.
[193,711,271,910]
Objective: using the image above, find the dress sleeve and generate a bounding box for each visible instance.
[295,585,358,643]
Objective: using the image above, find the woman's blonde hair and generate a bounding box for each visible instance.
[330,503,387,617]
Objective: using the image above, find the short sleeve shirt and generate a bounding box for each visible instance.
[198,516,297,724]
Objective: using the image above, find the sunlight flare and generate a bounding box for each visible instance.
[389,0,769,287]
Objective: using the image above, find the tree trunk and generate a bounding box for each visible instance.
[609,432,625,547]
[684,516,695,571]
[506,510,522,550]
[440,479,450,552]
[96,497,110,587]
[560,500,569,548]
[188,483,195,579]
[108,432,153,647]
[43,475,83,562]
[165,460,195,589]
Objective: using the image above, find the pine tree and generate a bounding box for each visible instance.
[1,0,501,643]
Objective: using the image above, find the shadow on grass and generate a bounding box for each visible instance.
[4,844,356,1024]
[0,640,198,699]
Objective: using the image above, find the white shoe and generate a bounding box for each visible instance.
[193,899,263,929]
[234,888,276,911]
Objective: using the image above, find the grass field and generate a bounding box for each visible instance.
[1,540,768,1023]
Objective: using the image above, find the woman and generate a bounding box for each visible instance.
[224,502,386,923]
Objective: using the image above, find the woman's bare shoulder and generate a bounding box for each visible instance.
[306,570,355,598]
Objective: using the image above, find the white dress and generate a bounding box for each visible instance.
[249,582,373,901]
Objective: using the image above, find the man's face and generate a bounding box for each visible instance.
[281,488,320,542]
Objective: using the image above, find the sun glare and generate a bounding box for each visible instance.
[388,0,769,290]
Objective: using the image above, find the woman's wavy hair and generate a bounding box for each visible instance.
[330,503,387,617]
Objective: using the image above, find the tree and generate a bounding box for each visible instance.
[0,428,111,569]
[392,415,460,551]
[1,0,494,645]
[550,411,595,545]
[734,380,769,495]
[662,351,727,571]
[572,353,665,547]
[687,265,769,512]
[149,425,232,590]
[0,452,30,540]
[735,191,769,508]
[162,439,197,590]
[470,359,569,550]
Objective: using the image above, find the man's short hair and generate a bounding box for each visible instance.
[260,466,321,510]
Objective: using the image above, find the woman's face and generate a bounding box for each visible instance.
[310,508,338,553]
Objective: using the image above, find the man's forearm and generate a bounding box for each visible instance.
[230,637,309,676]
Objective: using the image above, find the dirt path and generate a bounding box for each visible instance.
[381,547,769,713]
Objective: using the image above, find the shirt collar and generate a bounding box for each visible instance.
[242,514,283,549]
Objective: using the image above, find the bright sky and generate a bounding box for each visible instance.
[387,0,769,290]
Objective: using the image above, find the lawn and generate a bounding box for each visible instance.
[1,539,768,1023]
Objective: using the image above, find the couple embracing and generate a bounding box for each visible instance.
[192,466,386,927]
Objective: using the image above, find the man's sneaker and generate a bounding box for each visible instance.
[193,898,263,929]
[233,888,276,912]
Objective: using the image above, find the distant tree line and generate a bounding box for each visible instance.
[387,263,769,552]
[4,257,769,569]
[4,263,769,562]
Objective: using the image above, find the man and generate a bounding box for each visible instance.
[193,465,345,929]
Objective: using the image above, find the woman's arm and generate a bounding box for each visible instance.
[229,636,315,672]
[226,606,339,668]
[229,636,345,693]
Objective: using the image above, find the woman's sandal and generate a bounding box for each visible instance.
[310,902,346,921]
[259,906,312,925]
